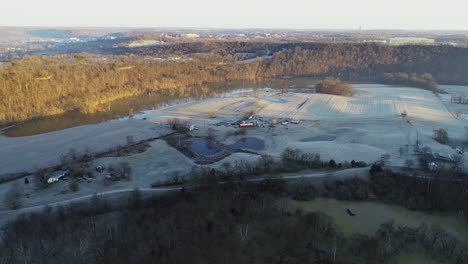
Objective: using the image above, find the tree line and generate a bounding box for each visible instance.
[2,43,468,122]
[369,165,468,217]
[260,44,468,85]
[2,176,467,264]
[315,77,353,96]
[0,53,259,122]
[378,72,441,93]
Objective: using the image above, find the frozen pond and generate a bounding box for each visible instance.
[283,198,468,244]
[229,137,265,151]
[300,134,337,142]
[190,138,224,156]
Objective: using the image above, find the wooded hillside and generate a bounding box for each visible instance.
[1,43,468,122]
[261,44,468,84]
[0,54,259,121]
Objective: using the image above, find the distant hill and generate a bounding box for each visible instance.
[27,29,74,39]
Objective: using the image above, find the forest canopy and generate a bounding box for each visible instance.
[0,54,259,122]
[1,43,468,122]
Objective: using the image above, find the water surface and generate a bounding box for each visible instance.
[5,78,318,137]
[190,138,224,156]
[283,198,468,244]
[300,134,337,142]
[229,137,265,151]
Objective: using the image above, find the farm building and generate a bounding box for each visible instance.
[431,152,454,162]
[428,162,438,171]
[239,122,256,128]
[46,170,68,184]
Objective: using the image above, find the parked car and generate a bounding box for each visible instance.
[95,165,105,173]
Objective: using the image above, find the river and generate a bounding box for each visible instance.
[3,78,317,137]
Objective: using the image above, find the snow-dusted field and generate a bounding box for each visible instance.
[2,84,463,178]
[146,83,466,169]
[157,84,455,122]
[2,84,468,210]
[439,85,468,121]
[0,119,171,176]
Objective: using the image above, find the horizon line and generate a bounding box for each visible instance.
[1,25,468,33]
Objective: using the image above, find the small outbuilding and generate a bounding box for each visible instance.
[431,152,454,162]
[46,170,68,184]
[240,122,255,128]
[428,162,438,171]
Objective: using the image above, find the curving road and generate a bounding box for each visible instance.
[0,167,369,227]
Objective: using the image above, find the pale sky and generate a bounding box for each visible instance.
[1,0,468,30]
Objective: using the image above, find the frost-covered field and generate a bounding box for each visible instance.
[160,84,455,122]
[261,85,453,121]
[439,85,468,121]
[0,119,171,176]
[146,83,466,169]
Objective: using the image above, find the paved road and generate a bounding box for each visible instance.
[0,167,369,227]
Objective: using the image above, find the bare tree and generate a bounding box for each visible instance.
[404,159,415,169]
[207,128,216,141]
[238,224,249,244]
[118,162,132,180]
[69,181,80,192]
[208,112,217,118]
[453,154,464,171]
[128,188,141,208]
[167,118,180,130]
[398,147,405,158]
[33,168,48,190]
[421,146,432,153]
[433,128,449,144]
[126,135,135,146]
[380,153,391,165]
[4,182,22,209]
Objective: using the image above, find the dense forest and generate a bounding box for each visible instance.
[261,44,468,84]
[1,174,467,264]
[0,54,259,121]
[2,43,468,122]
[369,167,468,214]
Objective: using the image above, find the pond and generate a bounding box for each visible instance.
[391,249,450,264]
[300,134,337,142]
[190,138,225,156]
[4,77,318,137]
[229,137,265,151]
[282,198,468,244]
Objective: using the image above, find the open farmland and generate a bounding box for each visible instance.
[143,83,466,171]
[1,83,467,214]
[156,84,455,121]
[0,119,171,177]
[439,85,468,121]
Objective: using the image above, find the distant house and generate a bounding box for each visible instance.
[431,152,454,162]
[428,162,438,171]
[239,122,255,128]
[47,177,59,184]
[46,170,68,184]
